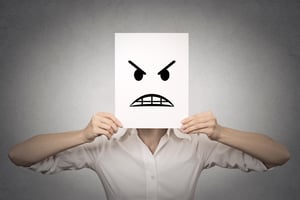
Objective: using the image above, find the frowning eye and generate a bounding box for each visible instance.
[158,60,175,81]
[134,69,145,81]
[158,68,170,81]
[128,60,146,81]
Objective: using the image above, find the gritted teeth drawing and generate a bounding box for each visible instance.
[128,60,176,107]
[130,93,174,107]
[115,33,189,128]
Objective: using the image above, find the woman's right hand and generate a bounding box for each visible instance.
[82,112,123,142]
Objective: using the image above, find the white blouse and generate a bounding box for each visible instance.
[28,128,268,200]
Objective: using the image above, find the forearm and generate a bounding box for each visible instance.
[8,130,87,167]
[216,126,290,168]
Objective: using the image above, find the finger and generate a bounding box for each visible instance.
[181,113,205,124]
[182,121,211,134]
[181,116,193,124]
[181,117,212,130]
[94,127,113,139]
[103,112,122,127]
[100,112,123,127]
[92,118,114,134]
[181,115,212,125]
[189,127,213,135]
[98,122,115,134]
[97,117,118,133]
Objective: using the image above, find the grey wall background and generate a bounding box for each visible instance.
[0,0,299,199]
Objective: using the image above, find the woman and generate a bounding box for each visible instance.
[9,111,290,200]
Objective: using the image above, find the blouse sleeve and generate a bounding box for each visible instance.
[26,136,104,174]
[198,134,268,172]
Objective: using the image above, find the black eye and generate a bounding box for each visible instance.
[134,69,145,81]
[128,60,146,81]
[159,69,170,81]
[158,60,175,81]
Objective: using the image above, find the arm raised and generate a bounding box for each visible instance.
[8,112,122,167]
[181,111,290,168]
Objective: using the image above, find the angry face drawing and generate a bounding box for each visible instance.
[128,60,175,107]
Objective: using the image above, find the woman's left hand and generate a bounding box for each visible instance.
[181,111,223,140]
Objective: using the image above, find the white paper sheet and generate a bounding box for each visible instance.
[115,33,189,128]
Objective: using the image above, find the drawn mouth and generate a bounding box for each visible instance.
[130,94,174,107]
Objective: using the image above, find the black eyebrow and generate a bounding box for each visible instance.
[128,60,146,74]
[158,60,176,74]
